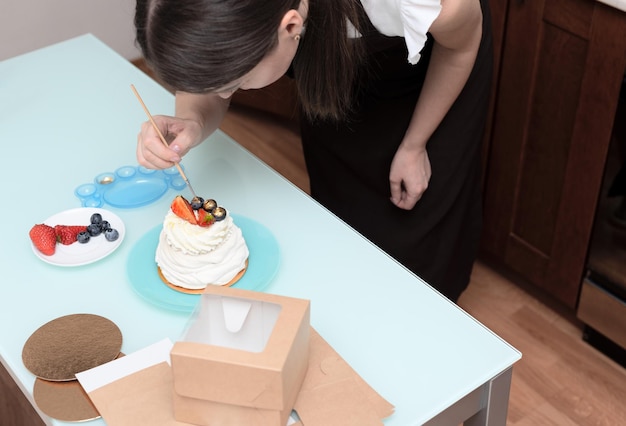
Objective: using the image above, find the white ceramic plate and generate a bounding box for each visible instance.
[31,208,125,267]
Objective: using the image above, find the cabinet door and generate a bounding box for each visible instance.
[0,362,45,425]
[481,0,626,308]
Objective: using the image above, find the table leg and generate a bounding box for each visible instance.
[465,367,514,426]
[423,366,514,426]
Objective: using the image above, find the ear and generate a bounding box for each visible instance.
[279,9,305,39]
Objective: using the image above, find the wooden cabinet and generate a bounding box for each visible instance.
[0,362,44,425]
[481,0,626,308]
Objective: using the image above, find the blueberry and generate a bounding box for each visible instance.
[191,196,204,210]
[104,228,119,242]
[203,199,217,212]
[213,206,227,221]
[90,213,103,225]
[77,231,90,244]
[99,220,111,231]
[87,223,102,236]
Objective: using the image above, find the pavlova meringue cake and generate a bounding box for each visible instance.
[155,195,249,292]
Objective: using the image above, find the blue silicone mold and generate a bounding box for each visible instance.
[75,165,187,208]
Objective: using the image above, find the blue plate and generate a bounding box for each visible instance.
[126,215,280,312]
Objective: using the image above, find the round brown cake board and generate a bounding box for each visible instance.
[22,314,122,381]
[33,377,100,422]
[32,352,124,422]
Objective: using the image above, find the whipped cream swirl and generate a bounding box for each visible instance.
[155,210,249,289]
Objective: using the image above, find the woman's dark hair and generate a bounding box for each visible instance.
[135,0,366,120]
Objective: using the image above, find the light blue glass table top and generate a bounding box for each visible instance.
[0,34,520,426]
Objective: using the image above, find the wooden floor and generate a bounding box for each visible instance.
[220,105,626,426]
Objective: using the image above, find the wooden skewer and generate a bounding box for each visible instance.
[130,84,198,199]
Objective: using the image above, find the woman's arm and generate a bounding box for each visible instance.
[389,0,483,209]
[136,92,230,169]
[174,91,231,149]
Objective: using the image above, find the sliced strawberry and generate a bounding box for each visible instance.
[54,225,88,245]
[171,195,197,224]
[29,224,57,256]
[196,209,215,227]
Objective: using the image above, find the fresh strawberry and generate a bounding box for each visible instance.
[171,195,197,224]
[196,209,215,227]
[29,224,57,256]
[54,225,88,245]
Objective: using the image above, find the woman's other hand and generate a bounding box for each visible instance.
[389,144,432,210]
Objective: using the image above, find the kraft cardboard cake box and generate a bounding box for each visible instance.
[75,284,394,425]
[170,284,311,426]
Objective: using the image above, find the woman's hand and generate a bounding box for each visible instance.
[389,143,432,210]
[136,115,204,170]
[136,91,231,170]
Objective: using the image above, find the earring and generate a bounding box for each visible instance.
[294,34,301,42]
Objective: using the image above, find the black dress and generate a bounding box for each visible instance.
[299,0,493,302]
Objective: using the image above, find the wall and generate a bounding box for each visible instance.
[1,0,140,61]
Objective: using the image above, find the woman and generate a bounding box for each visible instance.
[134,0,493,302]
